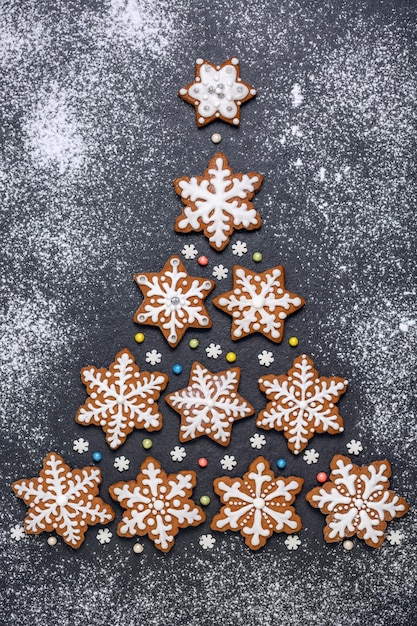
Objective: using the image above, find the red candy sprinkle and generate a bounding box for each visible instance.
[198,255,209,266]
[198,457,208,468]
[316,471,328,483]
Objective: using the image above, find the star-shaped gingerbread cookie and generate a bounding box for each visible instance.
[213,264,305,342]
[133,255,215,347]
[306,455,409,548]
[109,456,205,553]
[12,452,114,548]
[75,348,168,449]
[211,456,303,550]
[173,153,263,251]
[165,361,254,446]
[178,57,257,127]
[258,355,348,454]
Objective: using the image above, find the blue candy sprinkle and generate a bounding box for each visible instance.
[276,458,286,469]
[172,364,183,375]
[92,451,102,462]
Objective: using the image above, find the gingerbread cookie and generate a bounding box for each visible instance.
[11,452,114,548]
[257,355,348,455]
[173,153,263,251]
[213,264,305,342]
[133,256,215,348]
[306,455,409,548]
[211,456,303,550]
[178,57,256,127]
[165,361,254,446]
[109,456,205,553]
[75,348,168,449]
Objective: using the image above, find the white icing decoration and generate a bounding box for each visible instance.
[176,155,261,250]
[258,355,347,453]
[311,457,408,545]
[166,362,253,444]
[111,459,203,552]
[187,63,248,119]
[76,349,167,449]
[134,257,213,346]
[216,267,303,341]
[12,453,113,547]
[212,458,302,549]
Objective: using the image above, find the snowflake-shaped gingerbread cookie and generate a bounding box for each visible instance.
[213,265,305,342]
[306,455,409,548]
[173,153,263,251]
[178,57,256,127]
[211,456,303,550]
[75,349,168,449]
[109,457,205,553]
[134,256,215,347]
[165,361,254,446]
[12,452,114,548]
[257,355,348,455]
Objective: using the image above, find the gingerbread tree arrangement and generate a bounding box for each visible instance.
[11,57,409,553]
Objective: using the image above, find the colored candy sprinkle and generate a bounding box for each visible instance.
[276,458,286,469]
[226,351,237,363]
[172,364,183,375]
[142,439,153,450]
[189,338,199,349]
[198,457,208,468]
[198,255,209,266]
[289,336,299,347]
[200,495,211,506]
[316,471,328,483]
[92,451,102,462]
[134,332,145,343]
[252,252,263,262]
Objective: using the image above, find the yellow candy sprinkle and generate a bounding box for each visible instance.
[226,352,237,363]
[288,336,299,347]
[134,332,145,343]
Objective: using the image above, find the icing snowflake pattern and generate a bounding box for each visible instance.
[134,256,215,347]
[173,153,263,251]
[213,265,305,342]
[178,57,257,127]
[75,349,168,450]
[109,457,205,553]
[12,452,114,548]
[165,362,254,446]
[257,355,348,454]
[306,455,409,548]
[211,456,303,550]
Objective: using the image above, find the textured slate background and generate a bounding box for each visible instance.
[1,1,416,624]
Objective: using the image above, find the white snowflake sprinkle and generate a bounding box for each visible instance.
[170,446,187,462]
[114,456,130,472]
[220,455,237,471]
[285,534,301,550]
[199,534,216,550]
[231,240,248,257]
[346,439,363,455]
[386,530,404,546]
[96,528,113,544]
[10,524,26,541]
[258,350,275,367]
[73,438,89,453]
[212,264,229,280]
[205,343,222,359]
[303,449,320,464]
[249,433,267,449]
[181,244,198,259]
[145,349,162,366]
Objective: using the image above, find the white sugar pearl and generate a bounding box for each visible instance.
[133,543,144,554]
[343,539,354,551]
[211,133,222,144]
[47,536,57,546]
